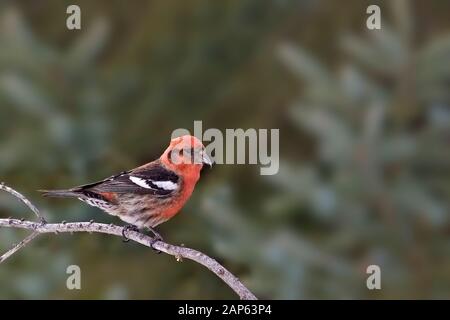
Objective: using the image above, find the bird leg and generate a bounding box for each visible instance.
[122,224,140,242]
[146,227,163,254]
[146,227,163,242]
[121,225,162,253]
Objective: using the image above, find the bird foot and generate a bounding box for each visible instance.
[146,227,163,241]
[146,227,163,253]
[122,224,140,242]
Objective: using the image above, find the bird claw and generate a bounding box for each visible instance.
[146,227,163,241]
[149,238,162,254]
[121,225,162,254]
[122,224,140,242]
[146,227,163,253]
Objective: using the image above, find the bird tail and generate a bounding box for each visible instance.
[38,189,80,198]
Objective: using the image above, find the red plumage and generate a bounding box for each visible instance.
[40,135,212,231]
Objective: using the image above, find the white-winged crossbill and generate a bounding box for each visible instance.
[40,135,212,240]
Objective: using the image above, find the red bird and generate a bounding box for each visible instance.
[40,135,212,242]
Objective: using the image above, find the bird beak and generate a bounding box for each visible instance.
[201,151,213,167]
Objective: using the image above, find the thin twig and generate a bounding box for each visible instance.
[0,231,39,264]
[0,184,257,300]
[0,182,46,222]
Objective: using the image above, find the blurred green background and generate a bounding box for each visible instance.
[0,0,449,299]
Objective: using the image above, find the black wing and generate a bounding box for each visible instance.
[74,163,180,197]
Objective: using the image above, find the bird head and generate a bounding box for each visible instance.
[161,135,212,175]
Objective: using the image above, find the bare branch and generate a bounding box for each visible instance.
[0,182,46,222]
[0,182,257,300]
[0,231,39,264]
[0,218,257,300]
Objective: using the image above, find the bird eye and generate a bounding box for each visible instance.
[169,147,198,164]
[168,149,183,164]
